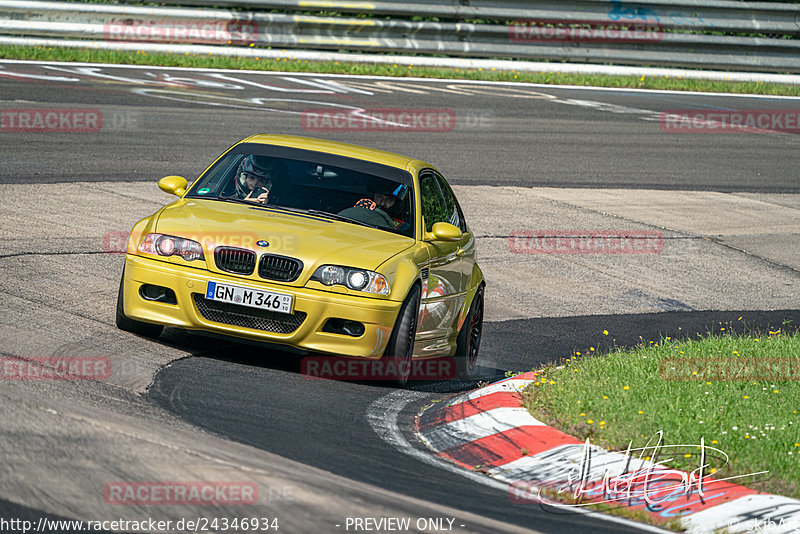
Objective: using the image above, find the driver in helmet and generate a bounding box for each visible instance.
[349,178,409,231]
[232,155,275,204]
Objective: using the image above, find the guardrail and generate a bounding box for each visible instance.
[1,0,799,73]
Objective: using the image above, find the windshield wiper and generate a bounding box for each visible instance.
[201,195,259,206]
[261,204,314,215]
[198,197,308,213]
[194,199,385,229]
[305,209,383,230]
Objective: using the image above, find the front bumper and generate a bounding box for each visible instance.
[121,254,402,358]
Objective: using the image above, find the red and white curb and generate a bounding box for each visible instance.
[416,372,800,533]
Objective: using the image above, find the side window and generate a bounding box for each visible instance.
[435,173,467,232]
[419,171,448,233]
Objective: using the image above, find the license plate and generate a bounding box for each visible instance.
[206,281,294,314]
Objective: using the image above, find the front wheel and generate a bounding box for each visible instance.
[115,269,164,338]
[381,284,420,387]
[455,284,484,379]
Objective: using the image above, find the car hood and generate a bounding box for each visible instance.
[153,198,414,281]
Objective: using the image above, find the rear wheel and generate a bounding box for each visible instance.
[381,284,420,387]
[455,284,484,379]
[115,269,164,338]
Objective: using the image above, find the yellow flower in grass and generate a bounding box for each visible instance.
[711,440,718,444]
[623,386,630,390]
[684,453,692,458]
[744,396,749,399]
[638,411,644,414]
[603,395,609,400]
[587,419,593,424]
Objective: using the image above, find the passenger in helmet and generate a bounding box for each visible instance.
[231,155,281,204]
[342,177,410,231]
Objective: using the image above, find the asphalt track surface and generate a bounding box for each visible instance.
[149,311,799,533]
[1,61,799,533]
[1,61,799,192]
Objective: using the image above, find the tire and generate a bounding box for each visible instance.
[115,270,164,338]
[455,284,484,380]
[381,284,421,387]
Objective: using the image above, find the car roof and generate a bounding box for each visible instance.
[240,134,433,175]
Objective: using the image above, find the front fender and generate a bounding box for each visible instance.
[126,215,160,255]
[376,244,429,302]
[457,262,485,332]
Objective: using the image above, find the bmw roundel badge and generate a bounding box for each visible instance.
[257,240,270,247]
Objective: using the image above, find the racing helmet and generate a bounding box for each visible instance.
[367,177,408,218]
[367,177,408,201]
[235,155,273,196]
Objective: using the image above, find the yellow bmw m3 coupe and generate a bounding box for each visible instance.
[116,135,484,385]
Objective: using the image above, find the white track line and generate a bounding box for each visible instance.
[2,57,800,100]
[366,390,671,534]
[3,34,800,86]
[419,407,543,449]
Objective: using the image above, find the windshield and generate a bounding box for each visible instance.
[186,143,415,238]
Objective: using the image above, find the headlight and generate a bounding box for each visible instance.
[139,234,204,262]
[311,265,390,295]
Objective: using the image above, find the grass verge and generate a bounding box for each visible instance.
[1,44,799,96]
[522,323,800,506]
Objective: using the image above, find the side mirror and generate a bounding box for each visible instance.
[425,222,463,242]
[158,175,188,197]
